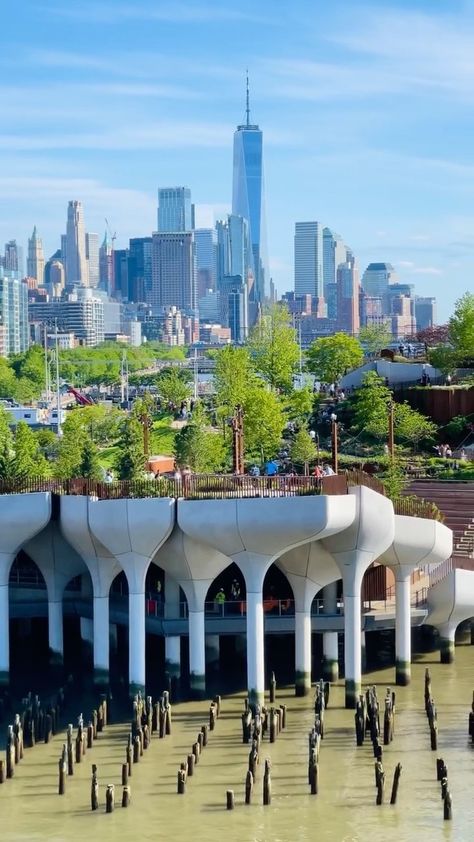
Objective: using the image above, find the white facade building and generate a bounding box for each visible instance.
[294,222,324,298]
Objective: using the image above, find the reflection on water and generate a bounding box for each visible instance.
[1,646,473,842]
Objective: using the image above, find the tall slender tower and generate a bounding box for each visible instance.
[66,200,88,285]
[232,74,267,307]
[99,231,114,294]
[27,226,45,285]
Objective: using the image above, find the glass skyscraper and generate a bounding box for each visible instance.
[158,187,192,232]
[232,79,267,305]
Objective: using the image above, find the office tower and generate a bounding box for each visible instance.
[198,289,220,322]
[4,240,23,277]
[415,296,437,331]
[150,232,196,313]
[323,228,347,295]
[85,232,100,287]
[228,284,249,343]
[113,249,129,300]
[99,231,114,295]
[336,259,360,335]
[390,295,416,337]
[194,228,217,297]
[361,262,397,304]
[294,222,324,298]
[325,282,338,321]
[128,237,152,303]
[65,200,88,285]
[232,76,267,304]
[27,227,45,285]
[158,187,192,232]
[29,287,104,346]
[216,219,231,287]
[0,274,29,354]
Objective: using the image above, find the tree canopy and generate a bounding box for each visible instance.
[359,324,391,355]
[306,333,364,383]
[249,303,300,392]
[173,403,226,473]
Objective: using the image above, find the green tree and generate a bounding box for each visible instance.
[79,438,103,480]
[307,333,364,383]
[284,386,314,425]
[0,406,13,479]
[157,368,192,406]
[351,372,393,438]
[359,324,391,355]
[249,303,300,392]
[174,403,226,472]
[290,428,317,474]
[56,421,88,479]
[214,345,256,410]
[395,402,437,451]
[448,291,474,362]
[115,416,145,480]
[12,421,49,479]
[243,384,286,462]
[381,459,405,501]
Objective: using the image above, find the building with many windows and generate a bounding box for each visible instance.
[28,287,104,347]
[194,228,217,297]
[415,296,437,331]
[65,201,88,286]
[128,237,152,303]
[27,227,45,286]
[323,227,347,299]
[150,232,196,314]
[85,232,100,288]
[0,273,29,355]
[158,187,193,233]
[294,221,324,298]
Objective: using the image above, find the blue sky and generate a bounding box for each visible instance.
[1,0,474,320]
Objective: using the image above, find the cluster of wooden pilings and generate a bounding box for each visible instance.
[424,669,454,821]
[307,679,328,796]
[0,687,67,785]
[354,684,402,806]
[176,694,221,795]
[56,696,109,805]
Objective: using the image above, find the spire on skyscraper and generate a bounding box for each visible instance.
[246,69,250,128]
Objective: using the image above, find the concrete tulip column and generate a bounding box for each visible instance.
[322,487,395,708]
[156,527,231,699]
[24,521,86,667]
[164,572,181,681]
[87,497,175,695]
[278,538,349,696]
[379,515,453,684]
[437,623,456,663]
[428,566,473,666]
[179,494,355,708]
[322,581,340,682]
[0,493,51,686]
[60,495,123,688]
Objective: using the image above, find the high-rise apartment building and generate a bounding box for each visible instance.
[27,227,45,285]
[29,287,104,347]
[232,78,267,304]
[150,232,196,314]
[157,187,192,232]
[294,222,324,298]
[99,231,114,295]
[65,200,88,285]
[0,273,29,355]
[194,228,217,297]
[85,232,100,288]
[128,237,152,303]
[415,296,437,331]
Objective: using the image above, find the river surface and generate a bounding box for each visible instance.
[1,646,473,842]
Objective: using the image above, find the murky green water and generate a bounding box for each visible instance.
[1,646,473,841]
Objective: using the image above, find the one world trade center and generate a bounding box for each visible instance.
[232,75,268,308]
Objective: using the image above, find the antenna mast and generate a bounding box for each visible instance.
[246,69,250,127]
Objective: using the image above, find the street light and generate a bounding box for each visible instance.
[331,413,338,474]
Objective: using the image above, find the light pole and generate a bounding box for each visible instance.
[388,401,395,461]
[331,413,338,474]
[54,322,62,437]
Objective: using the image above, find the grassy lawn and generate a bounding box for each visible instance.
[151,413,177,456]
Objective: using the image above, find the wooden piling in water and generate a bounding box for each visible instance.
[245,770,253,804]
[390,763,402,804]
[226,790,235,810]
[263,759,271,805]
[58,757,66,795]
[269,672,276,704]
[443,790,452,820]
[177,770,186,794]
[105,784,114,813]
[91,771,99,810]
[201,724,208,746]
[122,786,131,807]
[187,753,195,777]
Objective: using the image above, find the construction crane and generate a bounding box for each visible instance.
[104,218,117,249]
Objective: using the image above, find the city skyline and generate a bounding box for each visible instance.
[2,1,474,321]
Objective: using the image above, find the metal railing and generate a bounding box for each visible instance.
[345,469,386,496]
[143,597,345,619]
[393,496,444,522]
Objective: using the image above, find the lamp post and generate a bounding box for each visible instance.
[331,413,338,474]
[388,401,395,461]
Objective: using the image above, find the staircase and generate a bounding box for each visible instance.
[407,481,474,562]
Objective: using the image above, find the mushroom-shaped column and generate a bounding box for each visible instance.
[322,581,340,681]
[24,521,86,666]
[179,494,355,708]
[278,536,350,696]
[379,515,452,684]
[155,525,231,698]
[428,567,474,663]
[87,497,175,695]
[322,486,395,708]
[164,572,181,680]
[60,496,122,687]
[0,493,51,685]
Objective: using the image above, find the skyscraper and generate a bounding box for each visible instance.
[27,226,45,285]
[194,228,217,297]
[129,237,152,303]
[294,222,324,298]
[114,249,129,300]
[361,262,397,304]
[158,187,192,232]
[150,232,196,314]
[85,232,100,287]
[336,258,360,335]
[232,76,267,304]
[4,240,23,277]
[323,228,347,295]
[0,274,29,354]
[99,231,114,295]
[415,296,437,331]
[66,200,88,285]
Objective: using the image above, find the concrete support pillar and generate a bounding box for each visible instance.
[80,617,94,645]
[164,572,181,681]
[323,632,339,682]
[395,572,412,685]
[322,581,339,681]
[129,591,146,694]
[361,630,367,673]
[206,633,220,671]
[246,588,265,708]
[109,623,118,652]
[93,595,110,686]
[48,599,64,665]
[438,623,456,664]
[343,592,362,708]
[294,609,312,695]
[189,609,206,698]
[0,581,9,686]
